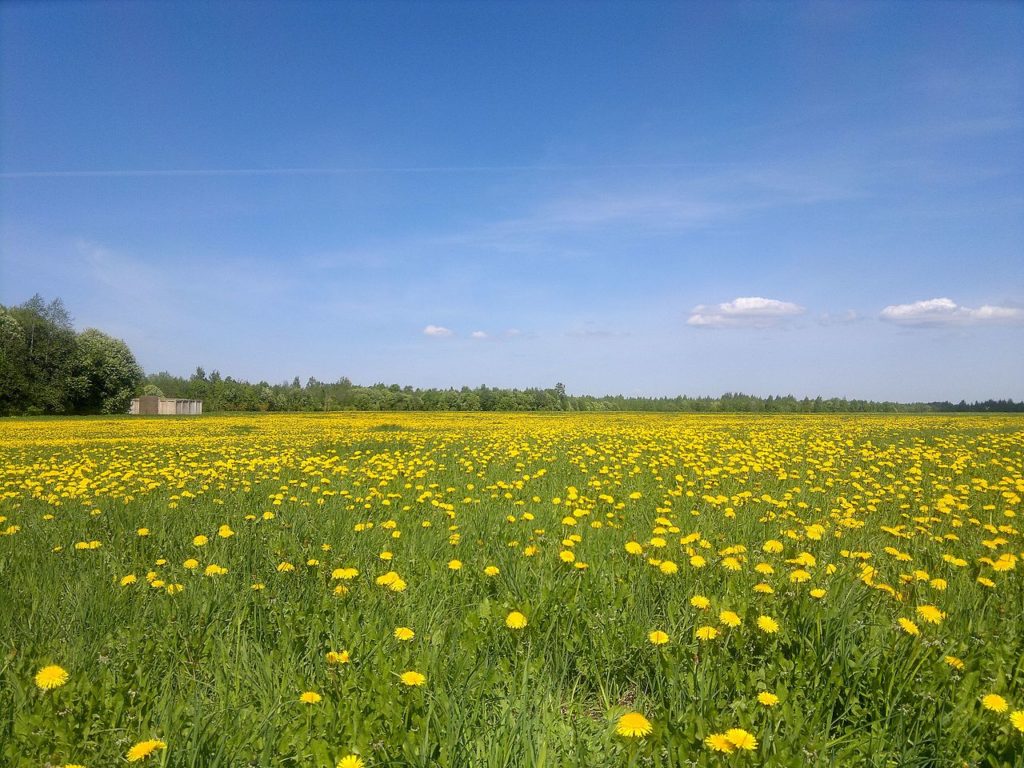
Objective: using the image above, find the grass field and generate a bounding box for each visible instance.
[1,413,1023,767]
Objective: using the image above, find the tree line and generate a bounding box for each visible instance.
[146,370,1024,414]
[2,295,1022,416]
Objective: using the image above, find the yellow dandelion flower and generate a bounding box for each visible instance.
[448,559,462,570]
[648,630,669,646]
[690,554,707,568]
[944,655,964,671]
[126,739,167,762]
[659,560,678,575]
[615,711,653,738]
[916,604,945,625]
[1010,710,1024,733]
[120,574,137,586]
[399,670,426,686]
[982,694,1008,713]
[756,615,779,634]
[719,610,741,628]
[897,618,919,636]
[559,550,576,563]
[790,569,811,583]
[725,728,758,750]
[34,665,69,690]
[337,756,365,768]
[484,565,500,576]
[333,584,350,597]
[992,556,1016,572]
[690,595,710,609]
[217,524,234,538]
[137,528,149,537]
[704,733,734,753]
[204,564,227,576]
[277,561,295,573]
[394,627,415,641]
[696,625,719,641]
[192,535,208,547]
[810,588,827,599]
[326,650,350,665]
[625,541,644,555]
[299,691,321,704]
[183,558,199,570]
[506,611,528,630]
[757,691,780,707]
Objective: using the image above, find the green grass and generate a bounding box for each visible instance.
[1,413,1022,767]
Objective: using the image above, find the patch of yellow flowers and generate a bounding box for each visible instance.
[3,412,1023,764]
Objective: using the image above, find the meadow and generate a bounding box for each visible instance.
[1,412,1022,767]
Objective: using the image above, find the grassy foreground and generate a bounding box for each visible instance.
[1,412,1023,767]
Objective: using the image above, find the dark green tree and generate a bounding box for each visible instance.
[0,307,30,415]
[68,329,144,414]
[5,295,78,413]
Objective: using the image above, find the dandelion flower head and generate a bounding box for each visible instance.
[505,611,528,629]
[126,739,167,762]
[34,665,69,690]
[615,712,653,738]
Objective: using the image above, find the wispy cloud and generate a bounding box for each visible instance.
[0,162,736,180]
[470,330,488,339]
[880,298,1024,326]
[565,320,630,339]
[687,297,805,328]
[817,310,861,326]
[422,324,455,337]
[435,163,862,255]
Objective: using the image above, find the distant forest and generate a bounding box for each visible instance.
[3,295,1022,416]
[145,369,1024,414]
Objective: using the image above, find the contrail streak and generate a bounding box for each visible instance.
[0,162,731,179]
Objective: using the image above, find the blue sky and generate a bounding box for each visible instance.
[1,0,1022,401]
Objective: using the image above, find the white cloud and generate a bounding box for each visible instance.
[471,330,488,339]
[687,297,805,328]
[879,298,1024,326]
[422,324,454,337]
